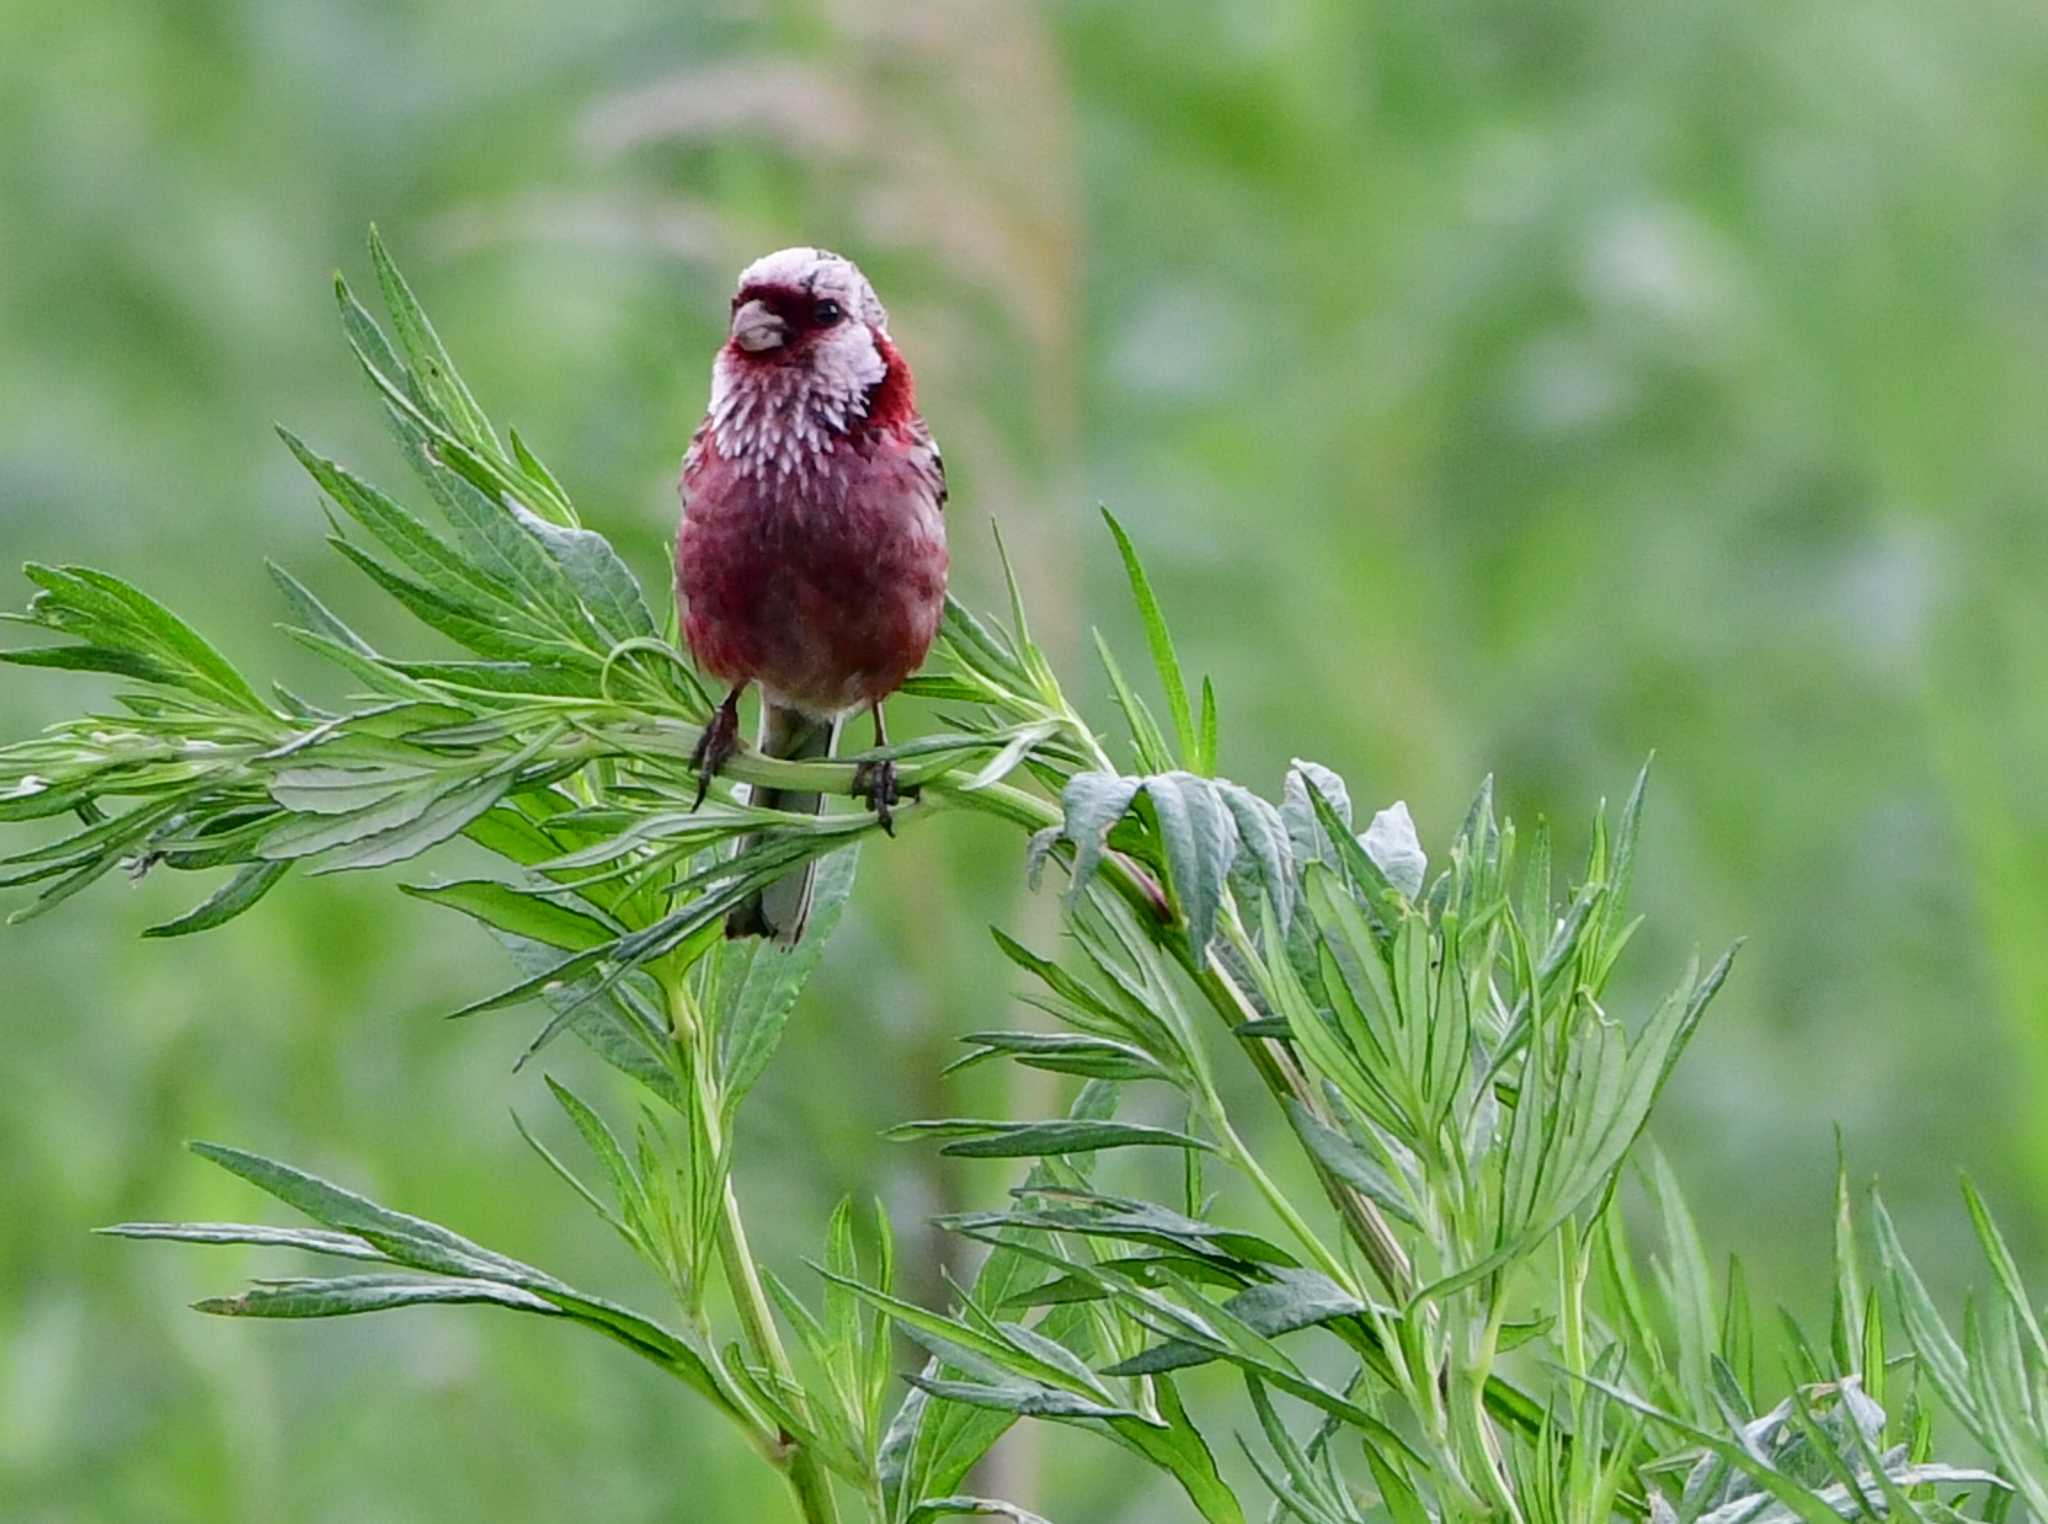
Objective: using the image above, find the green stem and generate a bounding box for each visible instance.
[1206,1093,1361,1298]
[667,978,842,1524]
[715,1183,841,1524]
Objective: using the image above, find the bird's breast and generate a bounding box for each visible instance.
[677,427,947,716]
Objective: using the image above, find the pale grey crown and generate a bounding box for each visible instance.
[733,247,889,332]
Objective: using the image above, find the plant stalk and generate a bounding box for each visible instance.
[667,976,843,1524]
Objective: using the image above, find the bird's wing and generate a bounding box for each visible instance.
[908,418,947,513]
[677,416,717,514]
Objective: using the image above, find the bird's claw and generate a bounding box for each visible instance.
[690,700,742,810]
[851,759,909,837]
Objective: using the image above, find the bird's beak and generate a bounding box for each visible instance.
[730,299,787,353]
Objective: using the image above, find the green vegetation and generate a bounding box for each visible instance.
[4,6,2045,1518]
[5,243,2042,1524]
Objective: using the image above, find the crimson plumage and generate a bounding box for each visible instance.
[676,248,948,942]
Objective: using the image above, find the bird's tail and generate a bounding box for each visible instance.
[726,700,841,945]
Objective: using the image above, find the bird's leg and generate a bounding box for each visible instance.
[690,685,745,809]
[850,702,905,836]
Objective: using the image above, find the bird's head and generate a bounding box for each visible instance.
[722,246,890,392]
[704,248,914,477]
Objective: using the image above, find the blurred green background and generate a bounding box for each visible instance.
[4,1,2045,1519]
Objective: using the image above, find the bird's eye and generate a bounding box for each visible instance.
[812,299,843,326]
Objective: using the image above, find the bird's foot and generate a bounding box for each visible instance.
[851,758,911,837]
[690,695,743,809]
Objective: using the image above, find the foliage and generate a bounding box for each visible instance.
[4,238,2042,1524]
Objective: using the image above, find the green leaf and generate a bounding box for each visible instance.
[1056,772,1142,906]
[189,1141,538,1280]
[196,1272,558,1319]
[322,537,567,665]
[1195,677,1218,778]
[504,500,658,645]
[1107,1374,1245,1524]
[1419,942,1736,1305]
[1647,1145,1715,1419]
[1359,801,1426,899]
[308,773,516,874]
[910,1498,1056,1524]
[1092,631,1176,773]
[886,1089,1126,1513]
[942,1195,1285,1274]
[1142,773,1238,956]
[270,763,441,815]
[1216,781,1295,927]
[937,594,1029,692]
[20,564,266,712]
[1960,1175,2048,1367]
[944,1031,1173,1085]
[490,932,679,1106]
[905,1374,1146,1425]
[1281,761,1351,866]
[508,428,577,521]
[178,1141,737,1414]
[1871,1190,1980,1441]
[142,860,291,938]
[813,1265,1113,1402]
[1571,1375,1849,1524]
[260,780,445,859]
[1282,1100,1418,1227]
[716,847,859,1106]
[1722,1254,1756,1406]
[367,225,496,450]
[267,560,376,657]
[97,1221,383,1260]
[1102,1267,1375,1377]
[1101,509,1197,767]
[542,1075,648,1238]
[381,659,606,698]
[282,428,591,663]
[402,878,617,951]
[885,1119,1218,1159]
[1831,1134,1865,1378]
[0,641,178,682]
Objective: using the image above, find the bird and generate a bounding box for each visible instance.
[676,247,949,944]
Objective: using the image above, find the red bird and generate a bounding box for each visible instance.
[677,248,949,943]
